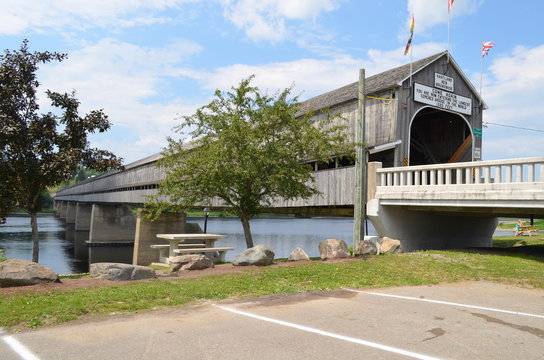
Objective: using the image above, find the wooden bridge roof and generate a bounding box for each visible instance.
[297,51,449,115]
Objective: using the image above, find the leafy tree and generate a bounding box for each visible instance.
[0,40,122,263]
[146,76,353,248]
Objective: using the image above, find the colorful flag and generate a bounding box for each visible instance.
[481,41,495,57]
[448,0,455,13]
[404,15,415,56]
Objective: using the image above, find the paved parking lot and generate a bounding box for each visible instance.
[2,281,543,359]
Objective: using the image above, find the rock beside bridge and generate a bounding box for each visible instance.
[288,247,310,261]
[0,259,60,287]
[354,236,380,255]
[380,237,403,254]
[354,236,403,255]
[233,245,275,266]
[167,254,214,272]
[90,263,156,281]
[319,239,350,260]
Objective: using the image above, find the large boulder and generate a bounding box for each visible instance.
[167,254,214,272]
[90,263,156,281]
[288,247,310,261]
[0,259,60,287]
[232,245,275,266]
[379,237,403,254]
[354,236,380,256]
[319,238,350,260]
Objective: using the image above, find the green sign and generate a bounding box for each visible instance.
[474,128,482,137]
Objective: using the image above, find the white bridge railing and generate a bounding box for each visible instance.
[376,157,544,187]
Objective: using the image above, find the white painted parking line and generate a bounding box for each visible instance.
[215,304,441,360]
[2,335,40,360]
[343,288,544,319]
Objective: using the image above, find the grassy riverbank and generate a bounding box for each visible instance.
[1,249,543,331]
[493,235,544,248]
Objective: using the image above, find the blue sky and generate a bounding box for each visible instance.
[2,0,543,164]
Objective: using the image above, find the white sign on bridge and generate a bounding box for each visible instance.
[435,73,454,92]
[414,83,472,115]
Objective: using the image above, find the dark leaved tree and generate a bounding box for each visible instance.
[0,40,122,262]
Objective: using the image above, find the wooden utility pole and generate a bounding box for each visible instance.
[353,69,366,252]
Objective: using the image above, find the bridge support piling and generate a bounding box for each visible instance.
[57,201,68,221]
[74,203,93,260]
[65,202,77,231]
[88,204,137,264]
[133,211,186,266]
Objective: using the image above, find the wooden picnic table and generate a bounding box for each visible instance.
[155,233,228,260]
[515,225,539,236]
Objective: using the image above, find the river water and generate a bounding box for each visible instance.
[0,214,513,274]
[0,215,371,274]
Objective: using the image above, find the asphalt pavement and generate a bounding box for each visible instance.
[1,281,543,360]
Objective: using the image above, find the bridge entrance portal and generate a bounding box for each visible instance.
[409,107,472,166]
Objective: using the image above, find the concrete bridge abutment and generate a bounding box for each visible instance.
[133,211,186,266]
[367,202,497,251]
[88,204,137,264]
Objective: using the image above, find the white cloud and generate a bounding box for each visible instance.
[0,0,200,35]
[479,44,544,159]
[194,42,445,99]
[407,0,483,33]
[484,45,544,127]
[221,0,341,42]
[2,0,340,41]
[483,133,544,160]
[37,38,203,163]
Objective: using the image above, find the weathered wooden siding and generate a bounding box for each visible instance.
[310,88,397,149]
[55,164,356,207]
[54,189,158,204]
[364,90,398,147]
[272,167,355,207]
[57,161,165,198]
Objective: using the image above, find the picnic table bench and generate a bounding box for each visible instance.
[173,247,235,262]
[151,233,229,263]
[150,243,205,263]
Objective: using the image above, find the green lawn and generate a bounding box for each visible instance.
[493,235,544,248]
[1,249,543,331]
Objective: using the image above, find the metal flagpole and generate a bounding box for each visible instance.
[448,8,451,61]
[448,0,452,61]
[479,48,484,105]
[479,41,495,105]
[410,37,413,88]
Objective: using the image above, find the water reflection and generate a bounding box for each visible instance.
[187,216,373,261]
[0,215,88,274]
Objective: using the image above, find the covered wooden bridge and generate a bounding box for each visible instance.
[56,51,485,217]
